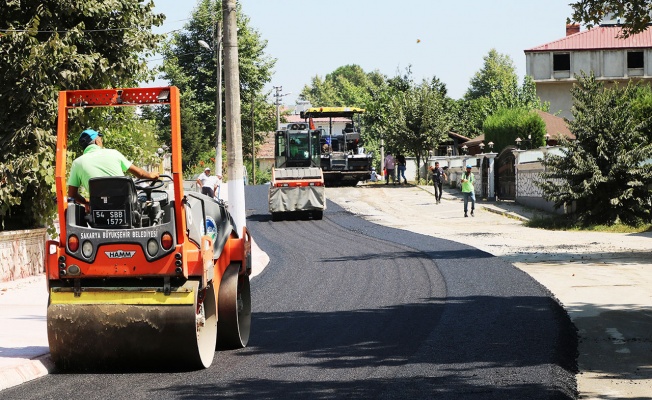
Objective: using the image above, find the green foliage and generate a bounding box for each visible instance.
[466,49,518,101]
[66,107,161,167]
[570,0,652,37]
[363,80,394,168]
[451,97,491,138]
[538,73,652,226]
[300,64,383,107]
[159,0,276,170]
[0,0,164,230]
[383,71,453,180]
[146,96,215,172]
[526,214,652,233]
[244,159,271,185]
[483,108,546,153]
[453,50,548,137]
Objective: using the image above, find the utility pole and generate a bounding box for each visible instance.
[274,85,282,131]
[251,98,256,185]
[215,20,223,177]
[273,86,291,131]
[222,0,246,232]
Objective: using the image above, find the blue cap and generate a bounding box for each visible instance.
[79,129,102,147]
[466,164,472,169]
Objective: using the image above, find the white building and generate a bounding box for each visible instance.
[525,23,652,119]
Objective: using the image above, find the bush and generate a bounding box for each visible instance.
[483,108,546,153]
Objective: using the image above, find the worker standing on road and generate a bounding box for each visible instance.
[429,162,447,204]
[461,164,475,217]
[396,153,407,184]
[384,152,396,185]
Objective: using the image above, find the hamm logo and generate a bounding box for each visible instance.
[105,250,136,259]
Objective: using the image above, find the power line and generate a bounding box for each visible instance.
[0,15,192,35]
[0,27,185,35]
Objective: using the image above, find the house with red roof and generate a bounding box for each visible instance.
[525,22,652,119]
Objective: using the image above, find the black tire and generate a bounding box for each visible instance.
[217,263,252,349]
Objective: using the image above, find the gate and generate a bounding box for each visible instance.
[496,148,515,200]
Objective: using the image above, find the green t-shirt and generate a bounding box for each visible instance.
[461,171,475,193]
[68,145,132,192]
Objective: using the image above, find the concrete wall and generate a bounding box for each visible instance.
[0,229,46,282]
[514,148,568,215]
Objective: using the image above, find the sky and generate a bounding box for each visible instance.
[151,0,577,105]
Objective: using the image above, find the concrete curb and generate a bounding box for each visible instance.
[480,205,530,222]
[0,355,54,391]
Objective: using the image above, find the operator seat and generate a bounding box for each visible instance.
[88,176,140,229]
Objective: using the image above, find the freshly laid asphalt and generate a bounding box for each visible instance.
[1,183,651,399]
[327,183,652,400]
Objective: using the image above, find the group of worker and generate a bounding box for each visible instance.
[368,156,476,218]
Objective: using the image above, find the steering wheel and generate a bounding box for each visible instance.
[135,175,172,199]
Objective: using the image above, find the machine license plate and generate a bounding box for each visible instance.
[94,210,126,226]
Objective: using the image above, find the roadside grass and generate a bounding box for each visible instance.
[526,215,652,233]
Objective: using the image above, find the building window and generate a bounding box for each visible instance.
[553,53,570,71]
[628,51,644,69]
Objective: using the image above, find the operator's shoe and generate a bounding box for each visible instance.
[471,210,474,217]
[464,212,468,217]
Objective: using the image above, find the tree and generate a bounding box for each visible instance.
[570,1,652,37]
[300,64,384,107]
[454,50,547,137]
[465,49,518,101]
[0,0,164,230]
[159,0,276,176]
[384,74,452,181]
[363,82,394,170]
[538,73,652,225]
